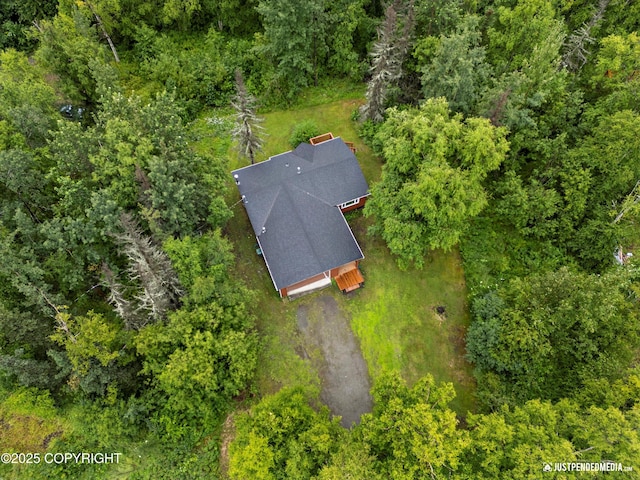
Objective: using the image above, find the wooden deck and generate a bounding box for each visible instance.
[335,268,364,293]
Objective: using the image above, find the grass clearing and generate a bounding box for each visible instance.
[0,389,68,455]
[196,81,476,416]
[223,202,320,397]
[343,213,476,414]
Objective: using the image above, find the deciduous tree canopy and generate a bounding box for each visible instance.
[365,97,508,268]
[467,267,640,404]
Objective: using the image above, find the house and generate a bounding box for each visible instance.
[232,134,369,298]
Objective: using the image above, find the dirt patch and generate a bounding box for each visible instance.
[219,413,236,478]
[41,430,63,449]
[433,304,447,325]
[296,294,372,428]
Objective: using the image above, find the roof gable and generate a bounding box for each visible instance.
[293,142,315,162]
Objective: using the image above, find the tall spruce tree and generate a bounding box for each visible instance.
[561,0,610,71]
[360,1,414,123]
[107,213,183,329]
[231,70,264,165]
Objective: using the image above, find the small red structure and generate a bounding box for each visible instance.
[310,132,357,153]
[309,132,335,145]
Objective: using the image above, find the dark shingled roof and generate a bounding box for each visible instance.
[232,137,369,290]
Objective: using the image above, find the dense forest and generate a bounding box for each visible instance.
[1,0,639,478]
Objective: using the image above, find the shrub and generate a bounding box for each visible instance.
[289,120,321,148]
[356,119,381,152]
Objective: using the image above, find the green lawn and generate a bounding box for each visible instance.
[343,213,476,414]
[223,203,320,396]
[200,81,476,415]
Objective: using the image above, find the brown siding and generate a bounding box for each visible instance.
[339,196,368,213]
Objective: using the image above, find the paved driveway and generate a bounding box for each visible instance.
[296,294,372,428]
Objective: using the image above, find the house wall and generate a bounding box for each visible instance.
[280,259,362,298]
[339,195,368,213]
[280,271,330,298]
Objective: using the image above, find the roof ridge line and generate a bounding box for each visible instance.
[287,182,335,207]
[288,185,364,274]
[280,186,324,274]
[257,184,282,234]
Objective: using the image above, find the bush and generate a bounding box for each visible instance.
[289,120,321,148]
[470,291,505,322]
[356,119,381,152]
[229,387,341,480]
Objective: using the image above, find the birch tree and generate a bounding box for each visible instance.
[364,98,508,268]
